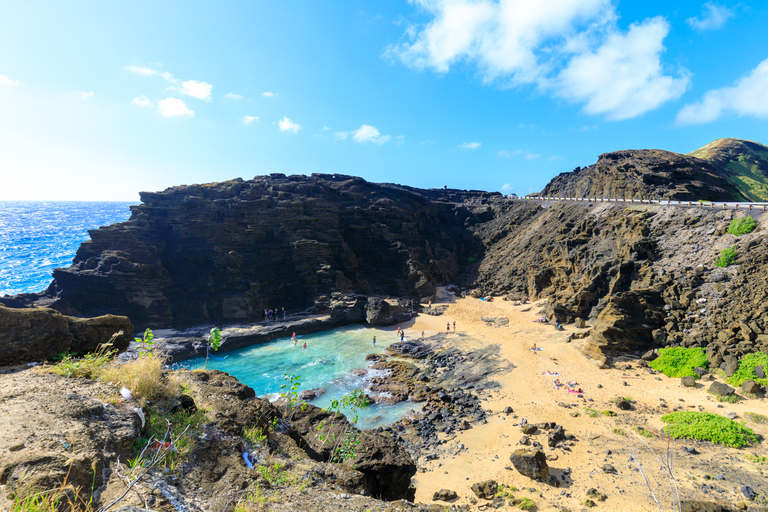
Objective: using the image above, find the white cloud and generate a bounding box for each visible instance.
[394,135,406,146]
[322,126,333,131]
[335,131,349,140]
[278,116,301,133]
[157,98,194,118]
[676,57,768,125]
[80,91,95,99]
[686,2,734,31]
[459,142,481,150]
[500,183,514,194]
[241,115,259,124]
[125,65,159,76]
[0,74,23,87]
[131,95,152,107]
[353,125,391,144]
[225,92,244,100]
[172,80,213,100]
[262,91,278,97]
[498,149,540,159]
[555,17,689,120]
[389,0,688,119]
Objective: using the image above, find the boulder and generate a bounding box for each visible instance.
[755,365,766,379]
[470,480,498,500]
[298,388,327,401]
[433,489,458,501]
[509,448,549,480]
[366,297,412,326]
[681,376,697,387]
[708,381,735,396]
[741,380,761,395]
[547,425,565,447]
[521,423,538,435]
[615,398,632,410]
[723,355,739,377]
[0,304,133,366]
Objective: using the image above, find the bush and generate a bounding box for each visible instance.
[649,347,708,378]
[715,246,737,267]
[726,352,768,387]
[101,354,169,401]
[661,412,757,448]
[727,216,756,236]
[744,412,768,425]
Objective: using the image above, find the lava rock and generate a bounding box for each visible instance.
[509,448,549,480]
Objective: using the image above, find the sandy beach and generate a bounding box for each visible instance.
[390,289,768,511]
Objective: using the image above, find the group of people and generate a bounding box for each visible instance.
[292,332,307,349]
[551,377,584,394]
[447,321,456,332]
[264,307,286,321]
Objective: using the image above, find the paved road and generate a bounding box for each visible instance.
[514,196,768,211]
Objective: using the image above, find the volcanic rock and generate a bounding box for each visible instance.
[509,448,549,480]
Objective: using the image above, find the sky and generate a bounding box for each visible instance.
[1,1,767,201]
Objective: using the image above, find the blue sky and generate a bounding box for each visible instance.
[1,1,767,201]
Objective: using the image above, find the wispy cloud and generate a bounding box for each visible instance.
[262,91,278,97]
[335,131,349,140]
[321,126,332,131]
[224,92,244,100]
[79,91,95,99]
[353,125,390,144]
[389,0,688,120]
[459,142,481,150]
[131,95,151,107]
[676,57,768,125]
[278,116,301,133]
[158,98,194,118]
[686,2,734,32]
[498,149,539,159]
[172,80,212,100]
[125,65,177,83]
[241,115,259,124]
[0,74,23,87]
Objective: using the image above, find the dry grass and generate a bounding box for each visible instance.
[101,355,171,401]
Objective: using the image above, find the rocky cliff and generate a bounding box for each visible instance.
[688,138,768,201]
[15,174,495,329]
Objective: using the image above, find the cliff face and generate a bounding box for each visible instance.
[539,149,746,201]
[30,174,495,328]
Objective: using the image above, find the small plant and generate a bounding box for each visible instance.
[243,425,268,446]
[314,388,371,464]
[715,393,740,404]
[649,347,708,378]
[612,428,626,436]
[744,411,768,425]
[715,246,737,267]
[204,327,223,370]
[134,328,155,357]
[726,353,768,387]
[602,410,617,417]
[279,372,307,420]
[744,453,768,465]
[633,426,654,438]
[45,343,116,379]
[256,461,298,487]
[584,408,599,418]
[726,216,756,236]
[518,497,536,510]
[661,411,757,448]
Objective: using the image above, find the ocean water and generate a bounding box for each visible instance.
[179,324,425,428]
[0,201,134,296]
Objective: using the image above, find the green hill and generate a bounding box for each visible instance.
[688,138,768,201]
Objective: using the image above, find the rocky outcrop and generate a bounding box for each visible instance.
[18,175,493,329]
[539,149,746,201]
[689,138,768,202]
[0,304,133,365]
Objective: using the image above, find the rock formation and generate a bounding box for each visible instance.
[0,305,133,365]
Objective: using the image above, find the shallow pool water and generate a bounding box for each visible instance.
[178,324,422,428]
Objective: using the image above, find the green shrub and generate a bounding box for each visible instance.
[726,353,768,387]
[744,453,768,465]
[715,246,737,267]
[715,393,740,404]
[727,216,756,236]
[649,347,709,378]
[633,426,654,438]
[601,410,617,417]
[518,497,536,510]
[661,412,757,448]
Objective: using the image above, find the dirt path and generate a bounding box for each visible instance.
[402,289,768,511]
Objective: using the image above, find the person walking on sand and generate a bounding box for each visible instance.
[452,321,456,332]
[447,322,450,331]
[421,331,424,339]
[373,336,376,347]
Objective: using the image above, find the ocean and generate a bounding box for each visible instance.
[0,201,135,296]
[1,200,418,427]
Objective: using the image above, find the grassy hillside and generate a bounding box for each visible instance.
[689,138,768,201]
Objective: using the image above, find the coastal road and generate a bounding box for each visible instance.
[513,196,768,211]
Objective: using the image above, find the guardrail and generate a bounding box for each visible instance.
[518,196,768,211]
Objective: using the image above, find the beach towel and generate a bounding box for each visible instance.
[530,348,542,351]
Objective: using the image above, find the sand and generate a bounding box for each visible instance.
[391,289,768,511]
